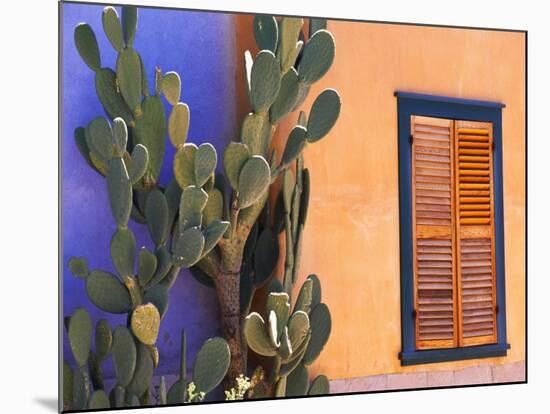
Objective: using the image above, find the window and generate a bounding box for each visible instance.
[396,92,510,365]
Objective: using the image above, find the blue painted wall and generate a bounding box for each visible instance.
[62,2,237,376]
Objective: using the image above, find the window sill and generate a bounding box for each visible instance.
[399,343,510,366]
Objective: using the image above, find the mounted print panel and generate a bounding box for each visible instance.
[60,1,526,411]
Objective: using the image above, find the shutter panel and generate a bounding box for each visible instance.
[411,116,458,350]
[454,120,497,346]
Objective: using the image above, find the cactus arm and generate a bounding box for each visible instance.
[229,196,240,237]
[283,214,294,294]
[269,355,282,388]
[196,251,221,281]
[236,190,270,231]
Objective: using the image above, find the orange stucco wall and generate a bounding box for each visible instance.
[237,18,525,380]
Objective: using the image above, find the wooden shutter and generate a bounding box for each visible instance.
[454,120,498,346]
[411,116,458,350]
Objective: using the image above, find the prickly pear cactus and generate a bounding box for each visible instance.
[166,331,231,404]
[67,4,340,402]
[243,275,332,397]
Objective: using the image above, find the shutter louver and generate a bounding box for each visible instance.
[454,120,497,346]
[411,116,458,350]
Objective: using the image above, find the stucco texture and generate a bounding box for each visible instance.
[267,21,525,379]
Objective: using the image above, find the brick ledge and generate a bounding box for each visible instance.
[329,360,525,393]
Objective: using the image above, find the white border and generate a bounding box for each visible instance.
[1,0,544,413]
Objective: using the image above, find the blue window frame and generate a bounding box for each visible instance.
[395,91,510,365]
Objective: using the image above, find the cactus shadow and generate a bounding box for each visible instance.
[34,397,58,412]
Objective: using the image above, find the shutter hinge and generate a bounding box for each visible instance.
[492,141,496,150]
[412,309,417,319]
[409,135,414,144]
[495,304,499,314]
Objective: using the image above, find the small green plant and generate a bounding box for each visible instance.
[67,4,340,404]
[63,312,229,410]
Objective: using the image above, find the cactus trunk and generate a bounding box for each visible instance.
[215,268,245,388]
[215,231,251,388]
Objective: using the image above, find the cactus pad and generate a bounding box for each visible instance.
[74,127,95,170]
[253,15,278,52]
[298,30,335,85]
[68,257,89,279]
[109,385,126,408]
[128,342,155,397]
[194,143,217,187]
[189,265,215,288]
[288,310,310,350]
[282,169,295,213]
[147,247,171,287]
[95,319,113,359]
[121,6,138,47]
[143,284,169,318]
[192,337,231,394]
[161,71,181,105]
[167,379,187,404]
[179,186,208,231]
[86,270,132,313]
[285,362,309,396]
[267,292,291,338]
[110,228,136,278]
[88,390,110,409]
[145,189,169,246]
[244,312,277,356]
[173,143,197,188]
[168,103,190,148]
[270,68,300,123]
[116,48,142,112]
[268,310,280,348]
[107,157,132,227]
[72,369,89,410]
[308,274,322,308]
[278,327,293,360]
[281,125,307,166]
[299,168,310,224]
[254,228,279,287]
[128,144,149,184]
[137,247,157,286]
[122,6,137,46]
[202,220,230,256]
[86,117,113,163]
[74,23,101,71]
[250,50,281,113]
[63,361,73,410]
[237,155,271,208]
[68,308,92,367]
[203,188,223,226]
[102,6,124,52]
[223,142,251,190]
[95,68,134,125]
[133,95,166,182]
[241,112,271,156]
[308,374,330,395]
[112,326,137,387]
[111,117,128,157]
[294,278,313,313]
[278,18,304,73]
[131,303,161,345]
[306,88,341,142]
[303,303,331,366]
[173,227,204,268]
